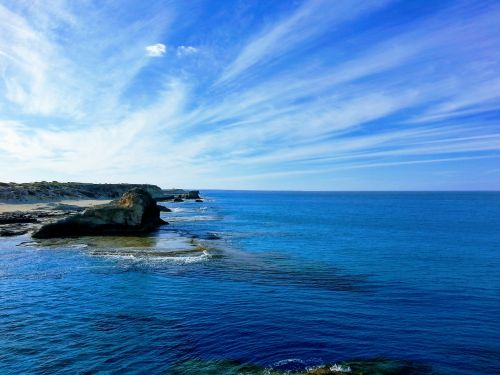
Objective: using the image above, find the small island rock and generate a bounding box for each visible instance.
[32,188,166,238]
[186,190,201,199]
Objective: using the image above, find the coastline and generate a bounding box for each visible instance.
[0,182,202,238]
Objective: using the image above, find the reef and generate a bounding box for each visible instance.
[168,358,432,375]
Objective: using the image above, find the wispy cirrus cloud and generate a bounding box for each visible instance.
[216,0,394,84]
[0,0,499,189]
[0,3,80,117]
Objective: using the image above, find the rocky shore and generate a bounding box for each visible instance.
[0,182,203,237]
[0,181,167,203]
[0,204,86,237]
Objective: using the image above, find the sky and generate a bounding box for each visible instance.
[0,0,499,190]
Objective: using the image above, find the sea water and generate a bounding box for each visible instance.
[1,191,499,374]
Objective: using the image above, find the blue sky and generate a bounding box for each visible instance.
[0,0,499,190]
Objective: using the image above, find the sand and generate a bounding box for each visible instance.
[0,199,111,213]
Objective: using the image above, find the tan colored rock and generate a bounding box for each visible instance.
[32,188,166,238]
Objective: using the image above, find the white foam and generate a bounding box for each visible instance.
[168,215,220,222]
[17,241,39,247]
[274,358,305,367]
[68,244,88,249]
[94,249,211,264]
[170,207,186,213]
[167,250,211,264]
[329,364,352,373]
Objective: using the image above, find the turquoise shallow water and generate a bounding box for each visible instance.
[1,191,500,374]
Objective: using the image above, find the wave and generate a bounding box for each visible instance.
[93,249,212,264]
[167,215,222,222]
[305,363,352,373]
[19,231,218,265]
[169,207,186,213]
[271,358,352,373]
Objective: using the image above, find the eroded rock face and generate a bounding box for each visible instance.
[32,188,166,238]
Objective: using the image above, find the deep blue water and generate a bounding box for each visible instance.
[1,191,500,374]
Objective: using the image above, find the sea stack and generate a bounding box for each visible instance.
[32,188,166,238]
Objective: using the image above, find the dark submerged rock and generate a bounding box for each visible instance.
[32,188,167,238]
[155,195,175,202]
[205,232,221,240]
[173,197,184,202]
[169,358,432,375]
[195,199,203,202]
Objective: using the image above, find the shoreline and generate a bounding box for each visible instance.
[0,184,202,238]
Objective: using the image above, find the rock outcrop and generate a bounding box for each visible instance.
[0,213,38,225]
[0,212,39,236]
[156,190,202,202]
[0,208,76,237]
[185,190,201,199]
[32,188,167,238]
[157,205,172,212]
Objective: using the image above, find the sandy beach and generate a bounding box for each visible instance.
[0,199,111,213]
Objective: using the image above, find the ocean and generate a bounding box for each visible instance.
[1,191,499,374]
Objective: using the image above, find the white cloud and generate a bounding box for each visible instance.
[0,2,170,119]
[217,0,393,84]
[145,43,166,57]
[0,1,499,189]
[176,45,198,57]
[0,4,81,117]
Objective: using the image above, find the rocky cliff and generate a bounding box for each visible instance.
[0,182,165,203]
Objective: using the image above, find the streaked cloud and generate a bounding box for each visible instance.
[216,0,393,84]
[0,0,499,190]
